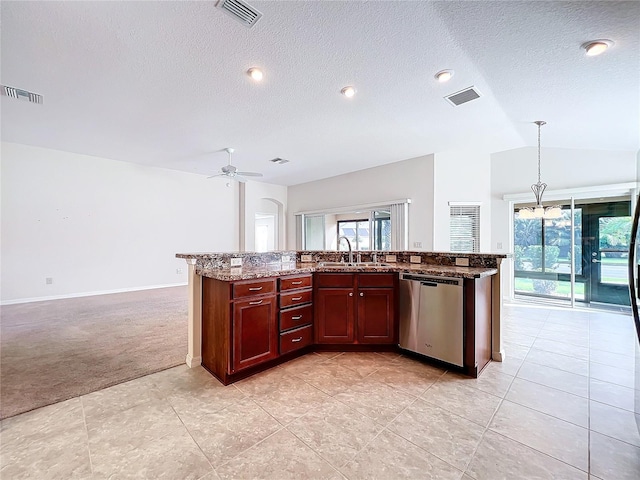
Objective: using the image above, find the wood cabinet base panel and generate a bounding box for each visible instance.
[203,346,314,385]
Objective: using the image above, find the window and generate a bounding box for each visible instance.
[450,204,480,252]
[372,210,391,250]
[338,219,369,251]
[295,199,410,251]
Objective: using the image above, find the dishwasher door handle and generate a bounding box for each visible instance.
[421,282,438,287]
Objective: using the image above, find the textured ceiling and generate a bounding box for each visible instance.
[1,1,638,186]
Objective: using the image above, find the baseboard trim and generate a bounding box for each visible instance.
[185,355,202,368]
[1,283,188,306]
[492,350,504,362]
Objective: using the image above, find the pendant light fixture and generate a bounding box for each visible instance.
[519,121,562,219]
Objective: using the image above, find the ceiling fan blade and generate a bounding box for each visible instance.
[207,173,226,179]
[236,171,263,177]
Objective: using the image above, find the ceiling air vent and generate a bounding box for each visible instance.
[1,85,43,104]
[216,0,262,28]
[269,157,289,165]
[444,86,481,107]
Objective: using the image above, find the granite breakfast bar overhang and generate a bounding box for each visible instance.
[176,250,508,378]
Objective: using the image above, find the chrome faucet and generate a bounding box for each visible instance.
[337,236,354,263]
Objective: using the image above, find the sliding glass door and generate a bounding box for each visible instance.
[583,202,631,306]
[514,199,631,307]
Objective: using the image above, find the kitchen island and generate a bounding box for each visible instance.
[177,250,508,384]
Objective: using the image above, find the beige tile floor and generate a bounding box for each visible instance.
[1,304,639,479]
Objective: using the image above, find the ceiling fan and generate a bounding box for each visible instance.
[207,147,263,183]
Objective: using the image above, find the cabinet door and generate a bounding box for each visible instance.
[357,288,396,344]
[232,296,278,372]
[315,288,355,343]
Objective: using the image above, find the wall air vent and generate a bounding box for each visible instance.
[269,157,289,165]
[216,0,262,28]
[444,86,481,107]
[1,85,43,104]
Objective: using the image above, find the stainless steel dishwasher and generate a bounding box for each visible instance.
[399,273,464,367]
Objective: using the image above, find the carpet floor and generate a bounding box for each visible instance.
[0,286,188,419]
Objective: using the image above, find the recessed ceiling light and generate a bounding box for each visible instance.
[341,86,356,98]
[582,39,614,56]
[435,70,454,82]
[247,67,264,81]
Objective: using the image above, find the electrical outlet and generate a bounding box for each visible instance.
[176,268,183,274]
[281,255,290,263]
[385,254,397,263]
[230,257,242,267]
[410,256,421,264]
[413,241,423,248]
[46,277,53,285]
[455,257,470,267]
[301,254,313,262]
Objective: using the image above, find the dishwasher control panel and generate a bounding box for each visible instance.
[400,274,462,286]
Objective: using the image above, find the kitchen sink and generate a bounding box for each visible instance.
[317,261,394,268]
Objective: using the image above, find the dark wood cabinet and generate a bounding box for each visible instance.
[278,274,314,354]
[315,287,356,343]
[315,272,397,345]
[201,268,491,384]
[357,287,395,343]
[232,295,278,371]
[464,276,493,376]
[201,277,278,384]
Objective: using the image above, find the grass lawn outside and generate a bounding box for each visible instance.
[515,278,585,299]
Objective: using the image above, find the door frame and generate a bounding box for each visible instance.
[582,201,631,306]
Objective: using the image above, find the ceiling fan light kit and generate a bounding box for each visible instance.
[207,147,263,183]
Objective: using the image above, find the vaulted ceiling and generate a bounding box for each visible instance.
[1,1,638,185]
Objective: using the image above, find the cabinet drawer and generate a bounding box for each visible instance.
[280,304,313,331]
[280,325,313,355]
[316,273,355,288]
[280,274,313,291]
[358,273,395,288]
[280,289,313,308]
[233,278,276,299]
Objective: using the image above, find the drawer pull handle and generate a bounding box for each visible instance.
[291,296,303,301]
[248,287,263,291]
[291,337,303,343]
[349,292,353,297]
[360,292,364,297]
[292,315,303,320]
[249,300,263,305]
[291,281,303,285]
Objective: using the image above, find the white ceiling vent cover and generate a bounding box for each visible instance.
[1,85,43,104]
[216,0,262,28]
[445,86,481,107]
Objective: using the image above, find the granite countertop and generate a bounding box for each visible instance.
[197,262,498,281]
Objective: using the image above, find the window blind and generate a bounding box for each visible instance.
[390,202,409,250]
[450,205,480,252]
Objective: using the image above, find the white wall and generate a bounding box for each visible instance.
[244,181,288,251]
[1,142,239,303]
[432,151,492,252]
[287,155,435,250]
[490,146,637,299]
